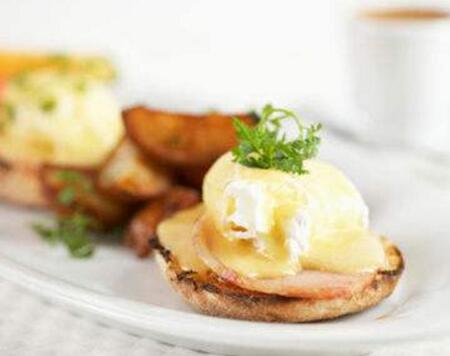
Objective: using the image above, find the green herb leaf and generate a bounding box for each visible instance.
[55,169,93,192]
[49,53,70,65]
[70,242,95,258]
[58,213,95,258]
[40,97,57,113]
[55,169,83,182]
[0,102,16,132]
[231,104,322,175]
[4,102,16,122]
[57,186,76,206]
[12,71,29,87]
[31,213,95,258]
[31,222,59,245]
[74,79,87,94]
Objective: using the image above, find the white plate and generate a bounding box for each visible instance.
[1,136,450,356]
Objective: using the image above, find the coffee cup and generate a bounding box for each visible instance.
[348,8,450,153]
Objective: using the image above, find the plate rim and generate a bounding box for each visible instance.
[0,251,448,355]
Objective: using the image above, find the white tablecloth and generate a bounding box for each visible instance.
[0,277,448,356]
[0,278,218,356]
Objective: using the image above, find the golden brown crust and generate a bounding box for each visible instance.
[123,106,256,167]
[154,239,404,322]
[40,164,133,229]
[96,137,173,202]
[176,164,210,190]
[125,187,200,257]
[0,158,48,208]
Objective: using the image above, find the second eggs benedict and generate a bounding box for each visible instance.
[0,53,122,207]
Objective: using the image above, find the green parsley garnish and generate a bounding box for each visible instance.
[231,104,322,175]
[31,223,59,245]
[32,169,97,258]
[57,186,76,205]
[49,53,70,66]
[32,213,95,258]
[55,169,83,182]
[0,102,16,132]
[12,71,29,87]
[40,97,57,113]
[74,79,87,94]
[4,102,16,122]
[55,169,93,193]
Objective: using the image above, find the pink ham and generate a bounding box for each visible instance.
[193,215,375,300]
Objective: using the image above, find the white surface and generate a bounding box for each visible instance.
[1,1,448,123]
[0,0,351,111]
[0,278,449,356]
[0,278,217,356]
[1,134,450,355]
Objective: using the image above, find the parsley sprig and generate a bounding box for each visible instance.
[32,213,95,258]
[32,169,96,258]
[231,104,322,175]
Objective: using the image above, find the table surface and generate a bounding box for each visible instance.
[1,131,450,356]
[0,277,448,356]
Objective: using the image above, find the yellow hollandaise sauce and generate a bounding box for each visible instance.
[0,68,122,166]
[198,153,387,278]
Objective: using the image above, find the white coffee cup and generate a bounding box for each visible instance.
[348,8,450,153]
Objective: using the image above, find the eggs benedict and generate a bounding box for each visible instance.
[0,53,122,206]
[155,104,403,322]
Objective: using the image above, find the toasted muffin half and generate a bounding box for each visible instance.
[154,235,403,323]
[0,158,47,207]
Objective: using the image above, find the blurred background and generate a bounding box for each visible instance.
[0,3,443,105]
[1,0,354,111]
[2,0,450,153]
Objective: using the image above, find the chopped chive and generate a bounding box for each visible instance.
[40,97,57,113]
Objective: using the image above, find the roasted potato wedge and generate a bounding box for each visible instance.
[97,137,172,202]
[125,186,200,257]
[123,106,256,167]
[177,164,210,189]
[41,165,131,229]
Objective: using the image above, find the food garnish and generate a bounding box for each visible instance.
[33,167,130,258]
[33,169,98,258]
[232,104,322,175]
[32,213,95,258]
[0,51,116,82]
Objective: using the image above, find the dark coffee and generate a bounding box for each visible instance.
[363,8,449,21]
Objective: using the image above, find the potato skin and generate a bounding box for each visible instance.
[176,164,210,190]
[40,165,132,229]
[123,106,256,167]
[125,186,200,257]
[96,137,172,202]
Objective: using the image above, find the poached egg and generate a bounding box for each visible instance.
[203,153,386,278]
[0,69,122,166]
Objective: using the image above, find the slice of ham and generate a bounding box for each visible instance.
[193,215,375,300]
